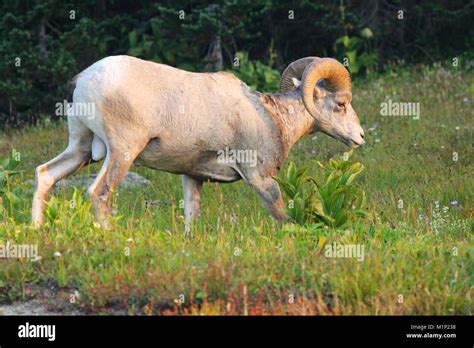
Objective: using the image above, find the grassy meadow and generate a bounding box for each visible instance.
[0,63,472,315]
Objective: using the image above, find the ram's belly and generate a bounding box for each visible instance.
[135,139,242,183]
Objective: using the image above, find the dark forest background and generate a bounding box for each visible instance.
[1,0,473,128]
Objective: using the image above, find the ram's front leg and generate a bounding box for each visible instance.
[182,175,203,234]
[248,176,288,220]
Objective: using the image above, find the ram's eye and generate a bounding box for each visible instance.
[335,102,346,112]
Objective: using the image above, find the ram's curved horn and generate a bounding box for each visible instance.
[300,58,351,120]
[279,57,318,93]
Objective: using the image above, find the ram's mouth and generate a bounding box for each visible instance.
[348,138,364,148]
[325,132,357,148]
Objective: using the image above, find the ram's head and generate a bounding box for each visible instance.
[280,57,365,148]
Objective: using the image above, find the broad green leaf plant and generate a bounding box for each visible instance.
[0,149,23,219]
[276,150,370,228]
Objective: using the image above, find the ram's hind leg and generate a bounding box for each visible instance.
[32,122,93,226]
[87,143,146,229]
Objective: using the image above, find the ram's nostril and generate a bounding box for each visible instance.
[360,133,364,139]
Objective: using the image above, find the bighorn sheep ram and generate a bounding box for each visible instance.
[32,55,365,230]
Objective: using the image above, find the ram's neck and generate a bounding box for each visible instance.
[259,92,315,156]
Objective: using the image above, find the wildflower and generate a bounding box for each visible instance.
[53,251,61,257]
[463,97,470,105]
[450,200,458,206]
[375,138,381,143]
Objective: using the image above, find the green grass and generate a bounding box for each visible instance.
[0,62,472,315]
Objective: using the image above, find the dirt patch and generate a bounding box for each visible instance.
[0,282,85,316]
[0,281,129,316]
[0,299,81,315]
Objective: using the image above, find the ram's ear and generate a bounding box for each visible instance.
[313,80,327,100]
[313,86,325,100]
[291,77,301,88]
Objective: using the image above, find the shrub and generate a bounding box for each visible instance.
[276,150,369,228]
[334,33,378,75]
[229,51,280,93]
[0,149,22,219]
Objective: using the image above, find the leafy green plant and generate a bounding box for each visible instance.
[229,51,280,93]
[334,31,378,75]
[127,16,200,71]
[274,162,314,225]
[44,187,123,232]
[0,149,23,218]
[44,187,96,229]
[276,150,369,228]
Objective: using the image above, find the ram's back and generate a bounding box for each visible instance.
[72,55,275,178]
